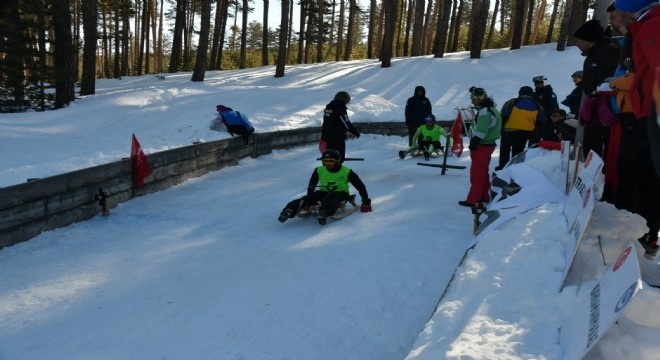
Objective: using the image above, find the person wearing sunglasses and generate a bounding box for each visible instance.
[459,87,502,208]
[278,149,372,225]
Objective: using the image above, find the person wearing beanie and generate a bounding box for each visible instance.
[575,19,620,158]
[615,0,660,258]
[496,86,545,170]
[404,86,432,146]
[561,71,585,115]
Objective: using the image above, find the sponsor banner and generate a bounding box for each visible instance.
[564,151,604,232]
[559,188,595,289]
[560,244,642,360]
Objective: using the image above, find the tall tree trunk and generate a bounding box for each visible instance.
[523,0,535,45]
[394,0,403,56]
[403,0,413,56]
[239,0,248,68]
[102,1,110,78]
[425,0,439,54]
[122,0,130,76]
[263,0,270,65]
[73,0,80,82]
[52,0,76,108]
[530,0,546,45]
[210,0,224,70]
[298,1,307,63]
[421,0,433,54]
[486,0,500,48]
[470,0,489,58]
[192,0,211,81]
[81,0,98,95]
[4,0,25,109]
[381,0,398,67]
[114,0,121,77]
[158,0,164,72]
[37,4,48,110]
[411,0,424,56]
[343,0,356,60]
[450,0,463,52]
[466,0,480,50]
[447,0,458,52]
[433,0,453,57]
[169,0,187,72]
[275,0,291,77]
[367,0,377,59]
[510,0,525,49]
[556,0,573,50]
[545,0,560,43]
[336,0,345,61]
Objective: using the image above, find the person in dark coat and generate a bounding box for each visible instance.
[574,19,620,158]
[561,71,584,116]
[321,91,360,161]
[548,109,576,142]
[530,76,559,145]
[405,86,432,146]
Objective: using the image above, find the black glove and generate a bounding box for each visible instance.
[469,137,481,152]
[353,131,361,139]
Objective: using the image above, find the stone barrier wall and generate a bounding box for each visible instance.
[0,122,413,248]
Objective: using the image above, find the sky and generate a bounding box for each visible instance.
[1,44,660,359]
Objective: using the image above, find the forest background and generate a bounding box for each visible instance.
[0,0,611,112]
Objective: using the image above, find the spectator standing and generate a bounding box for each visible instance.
[531,76,559,145]
[496,86,544,170]
[459,87,502,207]
[615,0,660,257]
[574,19,620,157]
[321,91,360,161]
[405,86,432,146]
[561,71,584,116]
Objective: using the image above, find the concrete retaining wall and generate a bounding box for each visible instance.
[0,122,412,248]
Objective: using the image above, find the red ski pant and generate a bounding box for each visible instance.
[467,145,495,204]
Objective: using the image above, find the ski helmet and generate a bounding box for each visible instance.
[334,91,351,104]
[424,114,436,123]
[469,86,487,100]
[322,149,341,161]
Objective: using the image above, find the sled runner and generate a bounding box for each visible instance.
[297,194,360,220]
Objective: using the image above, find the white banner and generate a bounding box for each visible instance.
[563,151,603,232]
[560,243,642,359]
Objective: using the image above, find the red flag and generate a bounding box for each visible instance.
[131,134,152,187]
[450,112,464,157]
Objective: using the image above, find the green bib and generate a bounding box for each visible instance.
[316,165,351,193]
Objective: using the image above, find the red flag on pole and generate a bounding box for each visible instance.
[131,134,152,188]
[450,112,464,157]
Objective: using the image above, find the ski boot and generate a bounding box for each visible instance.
[638,233,659,259]
[278,208,293,223]
[398,151,405,160]
[423,151,430,161]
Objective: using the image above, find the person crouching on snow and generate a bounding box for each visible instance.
[278,149,372,225]
[399,114,449,160]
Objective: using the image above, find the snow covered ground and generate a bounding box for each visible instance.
[1,44,660,359]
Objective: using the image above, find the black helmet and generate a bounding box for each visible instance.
[321,149,342,162]
[532,75,547,83]
[334,91,351,104]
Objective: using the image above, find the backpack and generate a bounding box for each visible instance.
[216,105,255,137]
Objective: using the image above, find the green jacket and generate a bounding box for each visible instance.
[470,102,502,145]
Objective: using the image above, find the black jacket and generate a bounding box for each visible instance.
[534,85,559,115]
[322,99,359,141]
[561,82,584,115]
[581,39,620,95]
[405,86,432,127]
